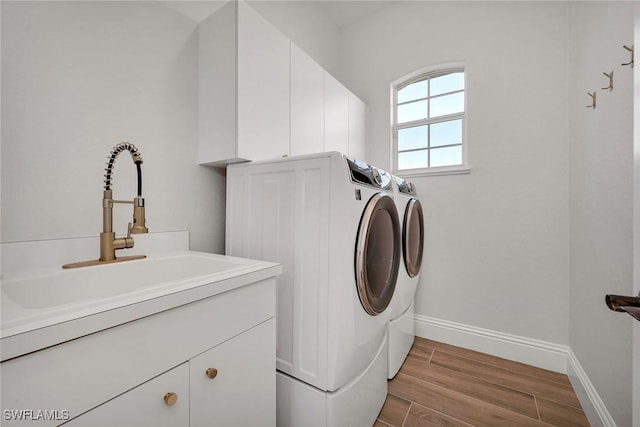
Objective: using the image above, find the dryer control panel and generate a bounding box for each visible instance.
[345,156,393,190]
[393,176,416,195]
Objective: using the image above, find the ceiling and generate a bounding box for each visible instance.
[161,1,228,22]
[161,0,397,27]
[314,1,397,28]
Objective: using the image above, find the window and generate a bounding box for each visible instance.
[392,68,467,175]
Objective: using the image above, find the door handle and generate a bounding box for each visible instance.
[605,294,640,321]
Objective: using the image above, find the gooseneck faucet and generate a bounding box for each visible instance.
[63,142,149,269]
[100,142,149,261]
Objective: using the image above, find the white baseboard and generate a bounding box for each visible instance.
[566,349,617,427]
[414,314,616,427]
[414,314,569,372]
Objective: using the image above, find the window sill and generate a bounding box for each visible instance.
[394,165,471,178]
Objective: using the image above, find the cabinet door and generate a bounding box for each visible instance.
[190,319,276,427]
[324,72,349,154]
[198,2,238,165]
[290,43,324,156]
[65,363,189,427]
[348,93,367,160]
[237,1,290,161]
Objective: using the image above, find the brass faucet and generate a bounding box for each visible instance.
[63,143,149,269]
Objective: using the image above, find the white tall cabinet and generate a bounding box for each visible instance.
[236,1,290,163]
[198,1,290,166]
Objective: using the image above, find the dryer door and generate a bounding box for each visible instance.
[403,198,424,278]
[355,193,401,315]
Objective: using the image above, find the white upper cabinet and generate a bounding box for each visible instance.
[198,1,367,166]
[236,1,290,162]
[198,1,290,166]
[290,44,325,156]
[290,42,368,160]
[348,93,367,161]
[323,72,349,154]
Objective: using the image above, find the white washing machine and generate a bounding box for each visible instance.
[387,175,424,378]
[226,152,401,427]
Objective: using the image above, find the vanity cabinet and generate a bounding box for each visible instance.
[65,320,275,427]
[0,278,277,427]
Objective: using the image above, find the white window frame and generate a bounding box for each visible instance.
[391,63,470,177]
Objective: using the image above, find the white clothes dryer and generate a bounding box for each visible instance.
[226,152,401,427]
[387,175,424,378]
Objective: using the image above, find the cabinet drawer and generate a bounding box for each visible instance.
[64,363,189,427]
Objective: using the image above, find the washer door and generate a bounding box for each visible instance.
[355,193,401,315]
[403,198,424,278]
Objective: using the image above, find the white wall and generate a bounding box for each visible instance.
[568,3,634,425]
[340,1,571,344]
[247,1,341,79]
[1,1,225,254]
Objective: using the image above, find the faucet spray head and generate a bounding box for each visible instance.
[131,196,148,234]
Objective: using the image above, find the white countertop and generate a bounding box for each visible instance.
[1,251,281,361]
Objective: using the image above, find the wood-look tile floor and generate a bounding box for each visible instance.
[376,337,590,427]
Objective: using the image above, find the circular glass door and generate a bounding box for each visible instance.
[403,198,424,278]
[355,193,401,315]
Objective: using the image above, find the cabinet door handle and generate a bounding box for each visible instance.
[205,368,218,379]
[163,392,178,406]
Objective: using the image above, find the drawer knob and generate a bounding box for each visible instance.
[164,392,178,406]
[206,368,218,379]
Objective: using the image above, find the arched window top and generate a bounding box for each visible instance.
[392,66,469,176]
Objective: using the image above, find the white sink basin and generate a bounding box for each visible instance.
[1,251,281,361]
[4,253,242,309]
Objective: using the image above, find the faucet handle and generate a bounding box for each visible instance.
[127,222,133,238]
